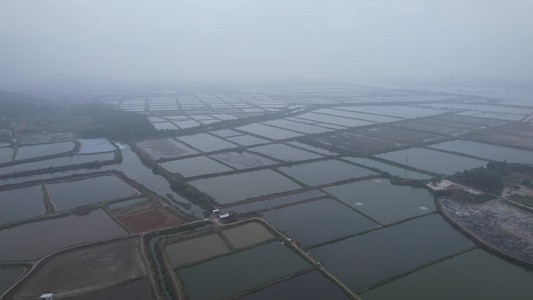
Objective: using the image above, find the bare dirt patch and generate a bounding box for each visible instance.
[118,208,184,233]
[12,238,145,299]
[109,199,160,217]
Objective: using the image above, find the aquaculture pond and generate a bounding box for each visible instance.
[77,138,116,154]
[361,249,533,300]
[429,140,533,164]
[0,185,44,225]
[226,134,270,146]
[222,222,274,249]
[375,147,488,175]
[324,178,435,225]
[342,157,432,180]
[177,133,238,153]
[0,267,25,294]
[226,190,326,213]
[45,175,139,210]
[165,234,230,267]
[236,123,303,140]
[14,142,76,161]
[210,151,276,170]
[249,143,322,162]
[0,152,115,176]
[134,138,198,161]
[189,169,302,205]
[0,144,203,216]
[0,147,13,163]
[236,270,351,300]
[177,241,310,300]
[286,141,337,156]
[0,209,127,261]
[277,159,376,186]
[262,119,332,134]
[296,112,374,127]
[263,198,379,248]
[311,214,473,292]
[324,107,403,123]
[160,156,234,177]
[348,105,445,118]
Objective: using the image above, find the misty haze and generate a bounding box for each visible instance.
[1,1,533,300]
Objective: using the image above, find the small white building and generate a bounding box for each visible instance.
[41,293,54,300]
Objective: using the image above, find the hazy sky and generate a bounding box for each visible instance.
[1,1,532,86]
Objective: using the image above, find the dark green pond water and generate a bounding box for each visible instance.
[236,270,351,300]
[324,178,435,225]
[361,249,533,300]
[311,214,473,292]
[263,198,379,248]
[0,185,44,225]
[178,241,310,299]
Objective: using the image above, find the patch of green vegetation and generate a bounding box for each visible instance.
[170,180,214,213]
[509,195,533,208]
[74,103,156,140]
[449,166,503,194]
[166,193,192,210]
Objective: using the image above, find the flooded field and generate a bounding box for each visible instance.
[0,185,44,225]
[189,169,302,204]
[222,222,274,249]
[177,133,238,152]
[178,241,310,300]
[311,214,473,292]
[45,175,139,210]
[429,140,533,164]
[0,209,127,261]
[324,179,435,224]
[15,142,76,160]
[362,249,533,300]
[375,147,488,175]
[469,123,533,150]
[160,156,234,177]
[236,270,351,300]
[303,132,401,154]
[263,198,379,247]
[226,190,326,213]
[342,157,432,180]
[13,238,145,299]
[277,159,376,186]
[358,126,446,144]
[166,234,230,267]
[135,138,198,161]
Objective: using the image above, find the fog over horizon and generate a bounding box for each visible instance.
[1,1,532,89]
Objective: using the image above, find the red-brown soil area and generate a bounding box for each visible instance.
[118,208,184,233]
